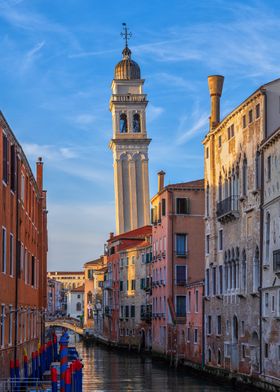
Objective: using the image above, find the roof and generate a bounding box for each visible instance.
[108,225,152,244]
[151,178,204,201]
[114,46,141,80]
[71,284,85,292]
[84,256,104,267]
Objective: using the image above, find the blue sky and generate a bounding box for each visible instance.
[0,0,280,270]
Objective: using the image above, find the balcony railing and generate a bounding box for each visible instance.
[111,94,147,103]
[216,195,239,222]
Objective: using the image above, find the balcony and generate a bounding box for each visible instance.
[140,311,152,323]
[216,196,239,222]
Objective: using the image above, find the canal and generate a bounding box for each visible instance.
[73,340,236,392]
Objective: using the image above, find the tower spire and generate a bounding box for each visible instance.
[120,22,132,48]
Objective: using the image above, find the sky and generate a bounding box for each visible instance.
[0,0,280,271]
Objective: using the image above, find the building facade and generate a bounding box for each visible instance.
[151,173,205,365]
[103,226,152,349]
[109,42,151,234]
[47,271,84,290]
[66,285,84,320]
[260,126,280,385]
[47,278,62,316]
[83,257,105,332]
[0,112,48,377]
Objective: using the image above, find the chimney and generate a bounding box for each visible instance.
[208,75,224,129]
[157,170,166,193]
[109,232,114,240]
[36,157,43,193]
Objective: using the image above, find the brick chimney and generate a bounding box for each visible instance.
[157,170,166,193]
[36,157,43,193]
[208,75,224,129]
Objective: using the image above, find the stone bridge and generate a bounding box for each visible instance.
[45,318,84,336]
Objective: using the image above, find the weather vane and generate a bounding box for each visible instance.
[121,22,132,48]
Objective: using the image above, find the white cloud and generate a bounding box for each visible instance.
[73,113,96,127]
[147,105,164,122]
[22,40,45,71]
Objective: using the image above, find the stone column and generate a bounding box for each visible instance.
[141,158,150,226]
[128,158,138,230]
[114,159,124,234]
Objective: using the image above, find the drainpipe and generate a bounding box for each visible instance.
[14,153,20,363]
[259,89,267,375]
[202,284,205,368]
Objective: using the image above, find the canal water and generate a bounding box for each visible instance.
[73,340,236,392]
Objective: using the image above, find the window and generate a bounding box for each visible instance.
[8,305,12,345]
[2,227,7,273]
[176,265,186,285]
[208,348,212,363]
[253,247,260,293]
[162,199,166,216]
[226,320,230,335]
[227,124,234,140]
[125,305,129,318]
[176,198,190,215]
[10,144,16,192]
[2,133,8,184]
[206,147,209,159]
[242,344,246,359]
[120,113,127,133]
[130,305,135,318]
[176,234,187,256]
[242,115,246,128]
[242,158,247,196]
[256,103,260,119]
[273,250,280,272]
[187,326,190,341]
[1,305,5,347]
[219,266,223,294]
[241,320,245,336]
[176,296,186,317]
[219,230,223,251]
[248,109,253,123]
[206,235,210,255]
[272,295,275,312]
[76,302,81,311]
[255,151,261,189]
[207,315,212,335]
[206,184,210,216]
[21,174,25,202]
[194,328,198,344]
[265,213,270,263]
[212,267,217,296]
[126,280,129,291]
[267,156,271,181]
[132,256,135,265]
[217,350,221,365]
[140,278,145,290]
[242,250,247,291]
[133,113,141,133]
[120,281,123,291]
[195,290,199,313]
[218,135,222,148]
[187,291,191,313]
[265,343,269,358]
[9,234,13,277]
[31,256,35,287]
[206,269,210,296]
[264,292,269,316]
[217,315,222,335]
[131,280,136,290]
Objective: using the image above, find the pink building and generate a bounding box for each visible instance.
[151,172,204,365]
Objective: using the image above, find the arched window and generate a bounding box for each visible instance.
[236,247,240,289]
[242,250,247,291]
[227,250,231,290]
[224,252,228,291]
[242,157,247,196]
[265,212,270,262]
[76,302,81,311]
[253,246,260,292]
[133,113,141,133]
[120,113,127,133]
[255,151,261,189]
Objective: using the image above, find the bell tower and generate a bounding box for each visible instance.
[109,24,151,234]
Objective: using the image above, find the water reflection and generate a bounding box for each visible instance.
[74,340,235,392]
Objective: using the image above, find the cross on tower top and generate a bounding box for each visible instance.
[121,23,132,48]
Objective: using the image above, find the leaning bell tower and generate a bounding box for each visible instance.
[109,24,151,235]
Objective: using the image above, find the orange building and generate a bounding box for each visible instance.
[0,112,48,378]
